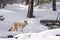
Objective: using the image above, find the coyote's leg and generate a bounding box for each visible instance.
[20,27,23,32]
[15,27,18,31]
[9,27,13,31]
[12,23,17,31]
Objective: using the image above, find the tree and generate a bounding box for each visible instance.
[27,0,35,18]
[49,0,52,2]
[0,0,1,8]
[2,0,7,8]
[52,0,56,11]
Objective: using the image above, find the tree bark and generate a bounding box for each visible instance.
[27,0,35,18]
[52,0,56,11]
[0,0,1,8]
[49,0,51,2]
[2,0,7,8]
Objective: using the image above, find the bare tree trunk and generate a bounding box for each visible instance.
[0,0,1,8]
[52,0,56,11]
[49,0,52,2]
[2,0,7,8]
[27,0,35,18]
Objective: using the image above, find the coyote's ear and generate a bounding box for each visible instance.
[24,20,28,24]
[24,20,27,22]
[24,18,29,21]
[24,19,27,21]
[24,20,27,21]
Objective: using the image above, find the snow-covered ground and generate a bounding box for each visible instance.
[14,28,60,40]
[0,1,60,40]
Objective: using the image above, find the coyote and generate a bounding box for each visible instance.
[9,20,28,32]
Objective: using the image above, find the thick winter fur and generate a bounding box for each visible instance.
[9,20,28,32]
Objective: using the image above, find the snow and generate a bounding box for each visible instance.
[0,1,60,40]
[14,28,60,40]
